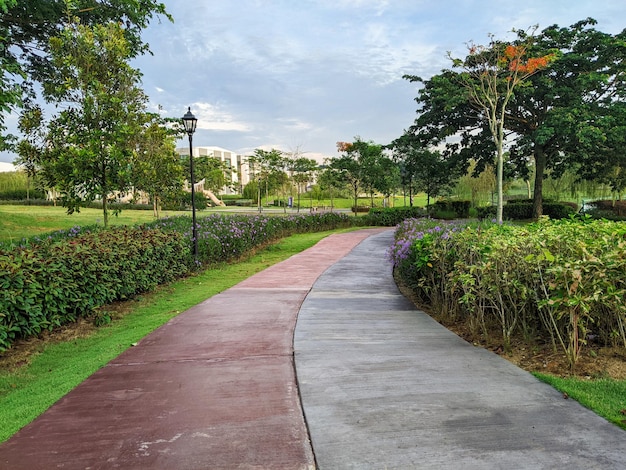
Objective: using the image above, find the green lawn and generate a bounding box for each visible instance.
[0,205,187,243]
[534,373,626,429]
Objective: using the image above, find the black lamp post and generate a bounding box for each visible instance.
[182,107,198,261]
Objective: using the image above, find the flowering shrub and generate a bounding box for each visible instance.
[0,212,353,351]
[391,216,626,371]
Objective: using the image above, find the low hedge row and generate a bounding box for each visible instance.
[367,206,427,226]
[477,200,576,220]
[0,189,47,200]
[0,212,354,351]
[431,200,471,218]
[0,226,190,350]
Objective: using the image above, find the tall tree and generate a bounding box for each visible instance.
[332,138,381,214]
[133,115,183,217]
[0,0,169,146]
[406,19,626,219]
[288,157,318,212]
[40,17,148,226]
[246,149,284,211]
[318,164,345,211]
[448,29,555,222]
[391,133,459,207]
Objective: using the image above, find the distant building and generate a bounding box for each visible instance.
[175,146,250,195]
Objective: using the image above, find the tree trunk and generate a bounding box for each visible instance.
[533,146,546,219]
[495,126,504,224]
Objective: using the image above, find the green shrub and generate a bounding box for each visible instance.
[367,206,427,226]
[0,198,55,207]
[476,205,496,221]
[0,212,356,351]
[0,189,47,200]
[431,199,471,218]
[0,226,190,351]
[391,216,626,371]
[503,201,533,219]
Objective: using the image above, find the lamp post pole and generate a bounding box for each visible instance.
[182,107,198,262]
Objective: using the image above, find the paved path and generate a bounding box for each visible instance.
[295,230,626,469]
[0,228,625,469]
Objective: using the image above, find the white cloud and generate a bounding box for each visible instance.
[191,102,252,132]
[2,0,625,164]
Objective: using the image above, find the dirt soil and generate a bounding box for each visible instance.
[0,303,131,373]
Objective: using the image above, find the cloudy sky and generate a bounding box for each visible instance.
[1,0,624,166]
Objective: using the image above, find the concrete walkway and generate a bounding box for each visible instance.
[295,230,626,469]
[0,228,625,469]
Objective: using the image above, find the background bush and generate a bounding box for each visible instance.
[366,206,427,226]
[431,200,471,218]
[0,189,47,200]
[477,200,576,221]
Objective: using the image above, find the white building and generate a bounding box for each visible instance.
[175,146,250,195]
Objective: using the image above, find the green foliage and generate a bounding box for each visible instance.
[0,171,25,192]
[391,217,626,371]
[0,0,170,145]
[431,199,471,218]
[0,189,46,200]
[390,134,461,206]
[366,207,427,226]
[0,226,189,351]
[38,18,148,227]
[406,19,626,220]
[0,228,340,443]
[0,212,355,351]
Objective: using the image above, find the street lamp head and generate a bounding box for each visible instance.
[182,107,197,135]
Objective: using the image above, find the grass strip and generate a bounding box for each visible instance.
[0,229,343,443]
[534,372,626,430]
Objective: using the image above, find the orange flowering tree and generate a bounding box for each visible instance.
[450,30,556,223]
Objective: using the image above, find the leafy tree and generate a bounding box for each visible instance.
[332,142,363,214]
[288,156,318,212]
[0,0,169,145]
[406,19,626,219]
[371,154,400,207]
[447,29,555,222]
[133,115,183,217]
[15,105,49,200]
[183,156,228,195]
[332,138,382,214]
[39,18,148,226]
[507,19,626,215]
[391,133,458,207]
[318,164,346,210]
[0,0,21,149]
[246,148,284,211]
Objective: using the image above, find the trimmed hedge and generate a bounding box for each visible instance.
[367,206,427,226]
[431,200,471,218]
[0,226,190,350]
[477,201,576,220]
[0,212,354,351]
[0,189,47,200]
